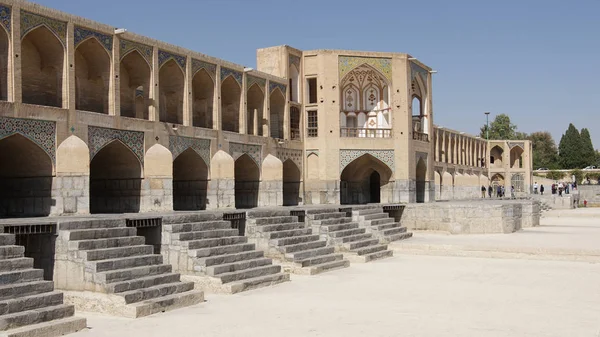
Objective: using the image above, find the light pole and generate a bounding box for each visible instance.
[484,112,490,140]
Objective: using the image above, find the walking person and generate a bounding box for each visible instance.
[558,182,564,197]
[533,182,538,194]
[488,185,492,198]
[511,185,515,199]
[481,185,486,198]
[501,186,505,198]
[496,185,502,198]
[540,184,545,195]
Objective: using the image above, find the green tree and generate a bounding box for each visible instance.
[527,131,559,169]
[547,170,565,180]
[558,124,584,169]
[580,128,596,167]
[480,114,517,140]
[570,169,584,184]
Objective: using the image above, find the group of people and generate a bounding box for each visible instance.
[481,185,515,199]
[532,181,576,197]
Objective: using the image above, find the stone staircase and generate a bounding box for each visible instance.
[305,208,393,263]
[246,210,350,275]
[161,213,290,294]
[0,233,86,337]
[351,206,413,243]
[54,219,203,318]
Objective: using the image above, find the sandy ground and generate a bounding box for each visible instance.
[70,209,600,337]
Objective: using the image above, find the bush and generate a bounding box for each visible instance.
[571,169,584,183]
[547,170,565,180]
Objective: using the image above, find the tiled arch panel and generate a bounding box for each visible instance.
[120,39,153,65]
[169,136,211,166]
[339,56,392,81]
[74,26,113,53]
[277,148,302,170]
[0,5,11,34]
[158,50,186,71]
[220,67,242,87]
[0,116,56,163]
[229,142,261,168]
[21,10,67,46]
[339,149,395,173]
[88,126,144,164]
[192,59,216,81]
[247,75,266,92]
[269,81,286,95]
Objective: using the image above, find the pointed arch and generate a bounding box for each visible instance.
[283,159,301,206]
[246,83,264,136]
[416,158,427,203]
[235,153,260,208]
[120,49,151,119]
[173,148,209,210]
[288,63,299,102]
[75,37,110,113]
[56,135,89,175]
[490,145,504,168]
[269,88,285,139]
[159,59,185,124]
[221,75,241,132]
[340,153,393,204]
[192,68,214,128]
[0,25,8,101]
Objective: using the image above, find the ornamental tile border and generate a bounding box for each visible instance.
[21,10,66,46]
[169,135,211,166]
[120,39,153,65]
[229,141,261,168]
[0,5,11,34]
[289,54,301,71]
[192,59,216,80]
[276,148,302,170]
[220,67,242,86]
[74,26,113,52]
[246,75,266,92]
[158,49,186,70]
[88,126,144,164]
[339,56,392,81]
[269,81,286,95]
[339,149,394,173]
[508,142,524,150]
[0,116,56,163]
[410,62,429,81]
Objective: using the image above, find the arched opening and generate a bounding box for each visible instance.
[491,173,505,190]
[283,159,301,206]
[221,76,241,132]
[173,148,208,210]
[435,170,442,199]
[0,134,53,217]
[120,50,150,119]
[511,173,525,193]
[246,84,264,136]
[90,141,141,214]
[290,106,300,140]
[234,154,259,208]
[269,89,285,139]
[0,27,8,101]
[412,96,422,133]
[340,154,392,205]
[289,64,299,102]
[21,26,64,107]
[490,145,504,168]
[159,60,184,124]
[75,38,110,114]
[416,158,427,203]
[509,146,524,169]
[192,69,214,128]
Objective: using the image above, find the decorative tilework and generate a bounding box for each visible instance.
[269,81,286,95]
[88,126,144,164]
[277,148,302,169]
[120,39,153,65]
[339,149,395,173]
[229,142,262,167]
[0,5,11,34]
[220,67,242,86]
[416,151,428,164]
[74,26,113,52]
[21,10,66,46]
[135,88,144,98]
[158,50,186,70]
[410,62,429,81]
[169,136,211,166]
[339,56,392,81]
[246,75,266,92]
[306,149,319,157]
[508,142,524,150]
[0,116,56,163]
[289,54,301,71]
[192,59,216,80]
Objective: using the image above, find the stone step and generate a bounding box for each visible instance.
[373,223,400,231]
[0,247,25,260]
[333,233,373,244]
[68,227,136,241]
[0,316,86,337]
[361,213,388,221]
[311,212,345,220]
[382,227,407,236]
[279,240,327,254]
[368,217,395,226]
[191,243,256,258]
[305,208,339,215]
[217,265,282,284]
[174,229,239,241]
[125,289,204,318]
[303,258,350,275]
[270,235,320,247]
[0,291,63,316]
[359,249,394,262]
[297,252,344,267]
[329,228,366,238]
[0,281,54,301]
[162,213,222,225]
[287,246,335,261]
[384,232,413,242]
[183,236,248,250]
[355,208,383,216]
[0,269,44,285]
[256,222,306,233]
[266,228,313,239]
[88,255,163,273]
[0,258,33,273]
[353,244,388,256]
[221,272,290,294]
[96,264,173,284]
[344,238,380,251]
[79,245,154,262]
[69,236,146,251]
[165,221,232,234]
[197,250,265,267]
[59,219,123,231]
[107,273,182,294]
[320,222,358,233]
[0,304,74,331]
[206,258,273,276]
[251,216,297,225]
[0,235,15,247]
[317,217,353,226]
[119,281,195,305]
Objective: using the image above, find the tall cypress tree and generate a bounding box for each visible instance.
[558,124,583,169]
[580,128,596,167]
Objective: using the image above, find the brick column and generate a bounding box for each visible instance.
[149,48,159,121]
[183,55,192,126]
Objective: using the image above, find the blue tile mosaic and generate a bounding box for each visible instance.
[88,126,144,164]
[0,116,56,163]
[192,59,216,80]
[21,10,66,46]
[74,26,113,52]
[340,149,395,173]
[339,56,392,81]
[0,5,11,33]
[120,39,153,65]
[229,142,261,168]
[269,81,286,95]
[289,54,301,71]
[246,75,266,92]
[169,136,211,166]
[158,49,186,70]
[220,67,242,86]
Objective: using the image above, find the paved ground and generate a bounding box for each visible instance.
[71,209,600,337]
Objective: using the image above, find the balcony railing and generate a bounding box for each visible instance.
[413,131,429,142]
[340,128,392,138]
